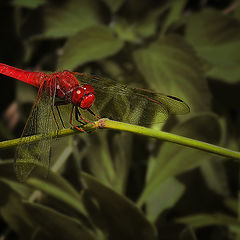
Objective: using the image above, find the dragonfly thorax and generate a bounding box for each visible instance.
[71,84,95,109]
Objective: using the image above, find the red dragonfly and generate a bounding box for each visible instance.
[0,63,190,181]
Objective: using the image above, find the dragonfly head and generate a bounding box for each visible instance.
[72,84,95,109]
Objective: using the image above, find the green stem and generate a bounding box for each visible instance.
[0,118,240,160]
[99,119,240,160]
[0,123,96,150]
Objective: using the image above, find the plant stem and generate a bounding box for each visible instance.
[0,123,96,150]
[0,118,240,160]
[99,119,240,160]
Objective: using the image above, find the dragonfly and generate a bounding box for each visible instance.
[0,63,190,181]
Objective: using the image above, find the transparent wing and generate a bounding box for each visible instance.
[15,80,55,182]
[73,73,190,126]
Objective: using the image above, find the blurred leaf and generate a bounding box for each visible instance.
[0,160,17,180]
[113,132,132,193]
[24,202,96,240]
[86,132,116,188]
[177,213,240,229]
[59,25,124,70]
[138,113,222,206]
[224,198,237,213]
[0,177,32,198]
[82,172,158,240]
[146,178,185,222]
[102,0,126,12]
[161,0,187,34]
[24,162,81,199]
[12,0,45,8]
[135,7,167,38]
[185,9,240,83]
[0,187,34,239]
[133,35,211,112]
[113,18,140,43]
[200,160,229,196]
[41,0,101,38]
[100,60,124,78]
[27,178,88,217]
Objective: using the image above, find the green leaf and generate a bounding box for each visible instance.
[138,113,222,206]
[42,0,101,38]
[0,160,17,180]
[0,187,34,239]
[86,133,116,188]
[200,160,229,196]
[0,178,32,198]
[27,178,88,217]
[59,25,124,70]
[112,132,133,193]
[145,178,185,222]
[23,202,96,240]
[102,0,126,12]
[224,198,238,213]
[161,0,187,34]
[177,213,240,229]
[135,7,168,38]
[113,18,140,43]
[82,172,158,240]
[12,0,45,8]
[133,35,211,112]
[185,9,240,83]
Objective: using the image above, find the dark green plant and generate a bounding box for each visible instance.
[0,0,240,239]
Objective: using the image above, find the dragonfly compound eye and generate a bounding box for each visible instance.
[80,93,95,109]
[79,84,95,109]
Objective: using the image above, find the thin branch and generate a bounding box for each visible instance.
[0,119,240,160]
[0,122,97,150]
[99,119,240,160]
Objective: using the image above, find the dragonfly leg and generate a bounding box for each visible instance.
[51,105,60,130]
[70,106,85,132]
[75,107,86,125]
[55,105,66,128]
[87,108,100,119]
[76,107,95,125]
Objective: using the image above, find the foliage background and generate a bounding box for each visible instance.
[0,0,240,239]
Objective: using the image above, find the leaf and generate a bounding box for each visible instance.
[27,178,88,217]
[0,178,32,198]
[23,202,96,240]
[138,113,222,206]
[133,35,211,112]
[161,0,187,34]
[113,18,140,43]
[86,133,116,188]
[135,7,168,38]
[0,185,34,239]
[185,9,240,83]
[59,25,124,70]
[224,198,237,213]
[102,0,126,12]
[112,132,133,193]
[146,178,185,222]
[42,0,101,38]
[0,161,32,199]
[177,213,240,229]
[82,172,158,240]
[200,160,229,196]
[0,160,17,180]
[12,0,45,8]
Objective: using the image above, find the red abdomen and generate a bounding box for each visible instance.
[0,63,46,87]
